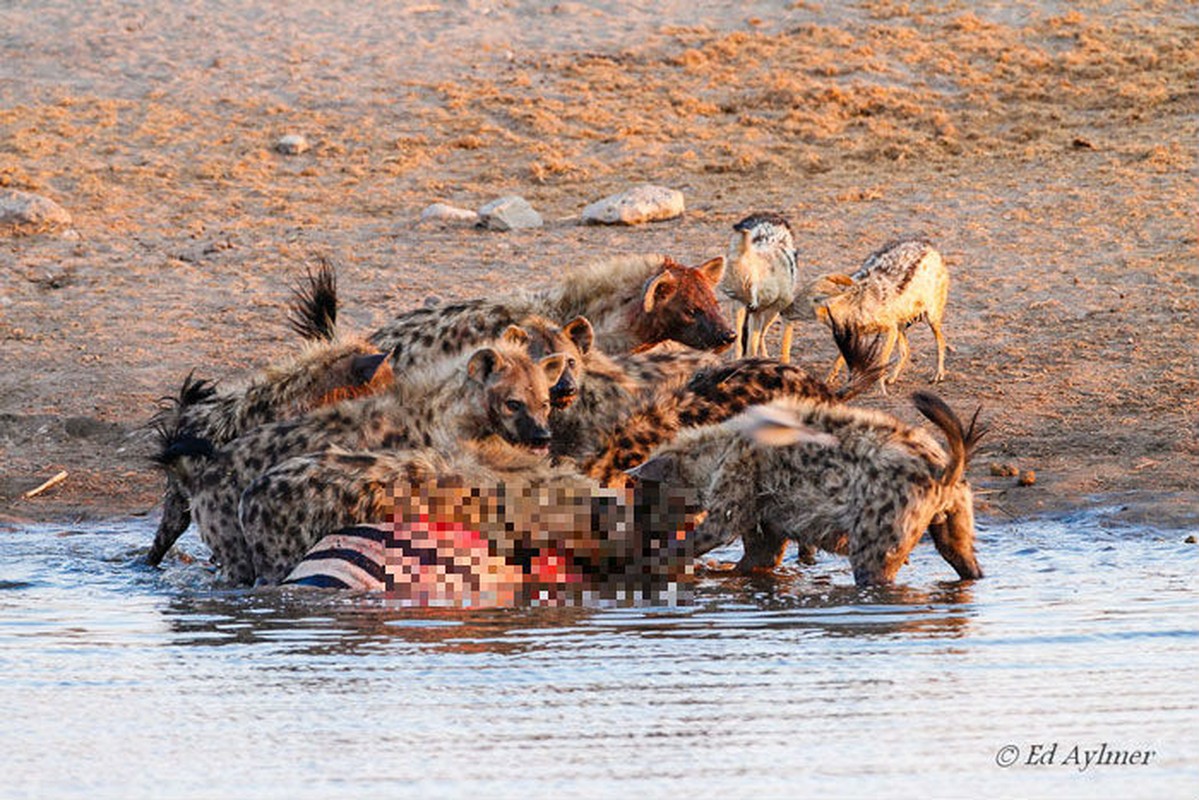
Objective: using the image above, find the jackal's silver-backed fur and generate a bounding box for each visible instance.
[720,213,799,362]
[786,238,950,392]
[628,391,984,586]
[370,254,736,369]
[179,333,565,585]
[147,263,394,566]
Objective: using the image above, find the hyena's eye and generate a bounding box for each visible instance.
[567,358,577,369]
[505,399,524,413]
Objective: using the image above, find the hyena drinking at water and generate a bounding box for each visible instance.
[629,391,985,586]
[147,262,393,565]
[369,253,736,370]
[164,330,565,585]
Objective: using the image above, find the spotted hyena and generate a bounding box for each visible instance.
[147,262,393,565]
[369,253,736,368]
[241,437,702,593]
[173,332,565,585]
[628,391,985,585]
[584,321,886,486]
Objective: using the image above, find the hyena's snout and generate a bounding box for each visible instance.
[514,413,553,450]
[549,371,579,409]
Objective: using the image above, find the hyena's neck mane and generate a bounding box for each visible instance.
[541,253,666,330]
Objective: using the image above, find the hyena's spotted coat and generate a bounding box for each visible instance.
[240,437,702,588]
[148,263,393,565]
[585,322,887,486]
[369,254,736,370]
[180,334,565,585]
[629,392,985,586]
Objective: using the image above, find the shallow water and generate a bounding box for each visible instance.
[1,509,1196,799]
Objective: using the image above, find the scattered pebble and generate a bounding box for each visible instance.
[1185,535,1197,544]
[1018,470,1037,486]
[422,295,442,308]
[420,203,479,225]
[477,195,543,231]
[581,184,685,225]
[0,189,72,235]
[989,462,1019,477]
[276,134,310,155]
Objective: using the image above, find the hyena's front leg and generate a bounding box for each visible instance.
[735,521,788,573]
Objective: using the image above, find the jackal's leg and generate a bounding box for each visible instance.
[889,329,911,385]
[876,326,899,395]
[825,354,845,384]
[734,306,748,359]
[929,317,948,383]
[779,321,794,365]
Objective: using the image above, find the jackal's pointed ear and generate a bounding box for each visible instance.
[349,352,388,385]
[643,271,679,313]
[562,316,594,355]
[731,404,839,449]
[538,352,567,387]
[500,325,530,347]
[827,273,855,287]
[625,453,679,485]
[467,347,505,384]
[697,255,726,286]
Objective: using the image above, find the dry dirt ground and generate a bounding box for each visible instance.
[1,1,1196,530]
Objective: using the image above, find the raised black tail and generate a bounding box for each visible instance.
[288,258,339,342]
[912,391,986,487]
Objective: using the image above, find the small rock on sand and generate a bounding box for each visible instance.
[420,203,480,225]
[276,134,310,155]
[477,195,543,231]
[1018,470,1037,486]
[581,184,685,225]
[0,189,72,235]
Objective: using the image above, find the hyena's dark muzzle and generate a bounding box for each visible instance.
[513,413,553,450]
[549,371,578,409]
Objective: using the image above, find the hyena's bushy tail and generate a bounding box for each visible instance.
[287,258,339,342]
[150,372,219,473]
[911,391,986,487]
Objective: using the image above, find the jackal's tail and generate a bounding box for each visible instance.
[829,317,886,399]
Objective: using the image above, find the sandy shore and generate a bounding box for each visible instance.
[1,1,1196,529]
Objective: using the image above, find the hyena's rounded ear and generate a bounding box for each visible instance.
[625,454,678,484]
[500,325,530,347]
[562,316,594,355]
[348,352,388,385]
[538,352,567,386]
[467,347,505,384]
[642,271,679,313]
[697,255,726,286]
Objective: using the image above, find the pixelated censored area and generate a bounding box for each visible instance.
[284,479,701,607]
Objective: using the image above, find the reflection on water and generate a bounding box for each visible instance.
[0,509,1196,798]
